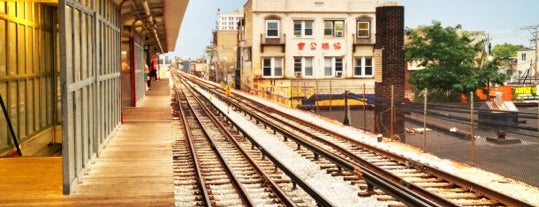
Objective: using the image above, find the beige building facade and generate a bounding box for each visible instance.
[213,30,238,84]
[212,8,242,84]
[515,48,538,83]
[239,0,382,106]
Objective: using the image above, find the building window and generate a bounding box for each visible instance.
[294,20,314,37]
[293,57,314,77]
[324,57,343,76]
[522,53,527,61]
[262,57,283,77]
[305,57,313,76]
[294,58,301,72]
[266,20,280,38]
[324,20,344,37]
[354,57,374,77]
[357,21,370,38]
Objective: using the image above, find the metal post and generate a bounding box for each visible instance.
[0,95,22,156]
[363,83,367,131]
[315,79,320,116]
[329,80,332,112]
[423,88,428,152]
[390,85,394,138]
[470,92,475,165]
[295,80,299,108]
[535,26,538,81]
[343,90,350,125]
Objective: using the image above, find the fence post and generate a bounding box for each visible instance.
[423,88,428,152]
[363,83,367,131]
[470,91,475,166]
[390,85,394,138]
[343,90,350,125]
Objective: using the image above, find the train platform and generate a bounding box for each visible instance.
[0,78,177,206]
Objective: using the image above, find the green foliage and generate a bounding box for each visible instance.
[413,89,462,103]
[491,43,523,69]
[205,45,214,57]
[492,43,524,58]
[405,21,506,102]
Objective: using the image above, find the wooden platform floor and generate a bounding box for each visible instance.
[0,78,178,207]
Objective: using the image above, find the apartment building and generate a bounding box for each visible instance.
[515,48,538,84]
[238,0,406,139]
[217,8,244,31]
[238,0,400,106]
[212,9,244,84]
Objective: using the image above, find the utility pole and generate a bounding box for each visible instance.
[536,26,538,81]
[521,25,539,81]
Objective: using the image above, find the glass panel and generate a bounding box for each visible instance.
[305,57,313,76]
[305,21,313,36]
[263,58,272,76]
[267,21,279,37]
[294,21,301,36]
[267,22,278,29]
[324,21,333,36]
[357,22,370,38]
[267,29,278,37]
[334,21,344,37]
[294,58,301,72]
[354,58,362,76]
[365,58,373,75]
[335,21,344,30]
[0,19,5,75]
[358,22,369,29]
[274,58,282,76]
[335,58,343,72]
[324,57,332,76]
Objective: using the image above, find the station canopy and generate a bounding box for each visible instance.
[115,0,188,53]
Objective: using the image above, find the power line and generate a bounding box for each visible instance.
[519,25,538,81]
[520,25,539,45]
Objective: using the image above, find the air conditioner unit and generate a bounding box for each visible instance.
[335,71,343,77]
[295,72,302,78]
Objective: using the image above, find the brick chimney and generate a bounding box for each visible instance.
[374,4,406,141]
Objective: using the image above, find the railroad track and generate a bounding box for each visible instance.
[179,71,534,207]
[171,76,324,206]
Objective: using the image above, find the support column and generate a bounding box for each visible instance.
[374,5,406,141]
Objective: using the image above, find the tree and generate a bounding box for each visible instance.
[492,43,524,58]
[405,21,505,102]
[491,43,522,75]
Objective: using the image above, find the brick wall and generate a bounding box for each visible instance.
[374,5,406,141]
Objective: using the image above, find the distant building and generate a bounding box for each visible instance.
[515,48,538,84]
[211,9,243,84]
[238,0,400,107]
[216,8,244,31]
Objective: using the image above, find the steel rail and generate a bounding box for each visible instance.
[182,74,443,206]
[178,78,255,207]
[180,71,536,207]
[226,97,455,207]
[173,78,212,206]
[178,74,336,207]
[222,88,535,206]
[182,72,535,207]
[261,103,536,207]
[193,85,299,207]
[208,99,337,207]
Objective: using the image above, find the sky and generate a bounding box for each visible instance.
[172,0,539,58]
